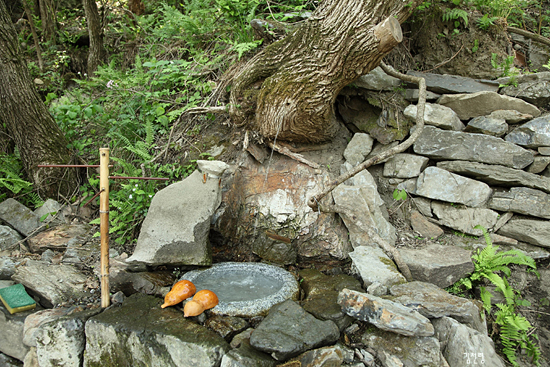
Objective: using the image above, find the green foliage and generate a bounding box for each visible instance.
[0,153,33,201]
[448,225,541,366]
[477,14,499,29]
[471,39,479,53]
[491,53,519,86]
[392,189,408,201]
[442,8,469,28]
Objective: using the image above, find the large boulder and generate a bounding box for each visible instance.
[83,294,229,367]
[216,153,351,262]
[431,202,500,236]
[127,166,225,267]
[498,218,550,248]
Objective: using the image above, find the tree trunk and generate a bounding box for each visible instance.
[0,0,79,198]
[39,0,56,43]
[229,0,417,143]
[83,0,104,76]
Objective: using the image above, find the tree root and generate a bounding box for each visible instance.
[267,141,321,169]
[307,61,427,282]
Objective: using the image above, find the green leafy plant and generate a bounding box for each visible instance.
[448,225,541,366]
[442,8,469,28]
[471,39,479,53]
[491,53,519,86]
[392,188,408,201]
[477,13,499,29]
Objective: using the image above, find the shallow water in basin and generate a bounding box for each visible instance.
[189,271,284,302]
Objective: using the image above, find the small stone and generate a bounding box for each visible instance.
[383,154,429,178]
[197,160,229,178]
[338,288,434,337]
[404,103,465,131]
[526,155,550,173]
[410,211,443,239]
[464,116,508,137]
[344,133,375,166]
[538,146,550,155]
[488,109,533,124]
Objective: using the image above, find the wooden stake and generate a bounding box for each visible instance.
[99,148,110,308]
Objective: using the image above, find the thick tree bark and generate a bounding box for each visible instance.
[83,0,104,76]
[0,0,79,197]
[39,0,56,43]
[229,0,418,143]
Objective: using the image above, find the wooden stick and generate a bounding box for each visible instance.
[99,148,110,308]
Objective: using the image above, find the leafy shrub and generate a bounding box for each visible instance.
[448,225,541,366]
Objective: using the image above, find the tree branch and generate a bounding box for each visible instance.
[307,62,426,211]
[507,26,550,48]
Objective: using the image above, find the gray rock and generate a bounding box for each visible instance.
[500,72,550,108]
[204,315,248,341]
[338,288,434,337]
[412,197,432,218]
[363,329,441,367]
[249,300,340,361]
[36,309,100,367]
[383,154,429,179]
[438,91,541,120]
[197,160,229,178]
[344,133,374,166]
[399,244,474,288]
[0,257,17,280]
[0,226,22,252]
[410,211,443,239]
[390,282,486,334]
[292,346,344,367]
[127,170,220,267]
[489,233,518,246]
[498,218,550,248]
[415,167,492,208]
[11,260,89,308]
[83,294,229,367]
[432,317,504,367]
[0,302,33,360]
[539,146,550,155]
[23,308,72,347]
[0,353,22,367]
[404,103,465,131]
[404,89,441,102]
[432,202,499,236]
[27,224,91,254]
[0,199,40,237]
[526,156,550,173]
[505,114,550,148]
[333,185,397,246]
[436,160,550,193]
[488,110,533,124]
[489,187,550,219]
[355,67,401,91]
[413,126,534,169]
[220,340,276,367]
[405,71,499,94]
[464,116,508,137]
[349,246,406,290]
[33,199,63,224]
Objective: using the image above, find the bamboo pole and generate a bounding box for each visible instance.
[99,148,110,308]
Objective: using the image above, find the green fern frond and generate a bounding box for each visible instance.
[442,8,468,27]
[145,120,155,147]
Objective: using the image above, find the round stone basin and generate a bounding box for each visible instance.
[181,262,299,317]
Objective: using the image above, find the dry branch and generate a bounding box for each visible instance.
[307,61,427,282]
[507,26,550,48]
